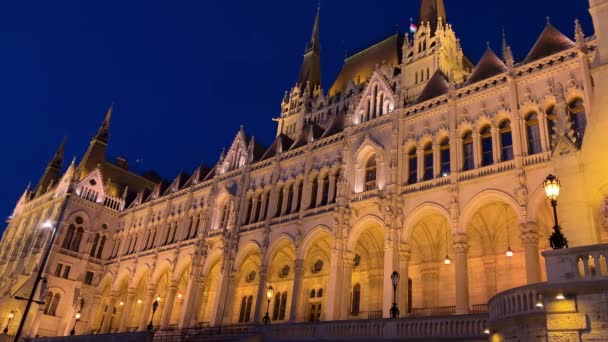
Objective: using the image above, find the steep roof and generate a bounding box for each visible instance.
[523,23,576,64]
[464,48,508,86]
[415,70,450,104]
[329,34,401,96]
[261,134,295,160]
[419,0,447,34]
[290,122,325,150]
[321,110,346,138]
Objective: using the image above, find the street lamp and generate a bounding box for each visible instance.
[3,311,14,334]
[147,299,159,331]
[390,271,400,318]
[262,285,274,325]
[543,175,568,249]
[70,312,81,336]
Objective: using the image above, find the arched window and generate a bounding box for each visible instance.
[546,106,557,148]
[294,180,303,213]
[351,284,361,315]
[309,176,318,209]
[499,120,513,161]
[272,292,281,320]
[462,131,474,171]
[245,295,253,322]
[90,234,100,257]
[320,174,330,206]
[239,297,247,323]
[62,224,76,249]
[285,184,294,214]
[43,292,54,315]
[365,157,377,191]
[440,138,450,176]
[331,168,340,204]
[423,143,433,180]
[96,236,106,259]
[45,293,60,316]
[245,197,254,225]
[480,126,493,166]
[365,98,371,121]
[526,113,542,155]
[317,288,324,298]
[263,191,271,221]
[415,72,419,84]
[310,289,316,298]
[252,194,262,223]
[275,186,284,217]
[220,204,231,229]
[569,99,587,146]
[408,147,417,184]
[379,94,385,116]
[279,292,288,320]
[372,85,378,118]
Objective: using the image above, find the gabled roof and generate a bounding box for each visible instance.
[321,110,346,138]
[290,122,325,150]
[523,23,576,64]
[261,134,295,160]
[163,172,190,195]
[415,70,450,104]
[183,164,212,187]
[465,48,508,86]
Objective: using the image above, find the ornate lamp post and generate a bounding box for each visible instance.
[390,271,400,318]
[3,311,14,334]
[147,299,159,331]
[262,285,274,325]
[70,312,81,336]
[543,174,568,249]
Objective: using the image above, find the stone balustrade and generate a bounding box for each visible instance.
[542,243,608,283]
[488,283,544,321]
[259,314,488,341]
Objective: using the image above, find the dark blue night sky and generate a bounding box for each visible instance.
[0,0,593,231]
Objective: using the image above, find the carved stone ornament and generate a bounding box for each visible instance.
[600,198,608,232]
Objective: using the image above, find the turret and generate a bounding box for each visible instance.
[34,137,66,195]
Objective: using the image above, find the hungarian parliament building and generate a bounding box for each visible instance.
[2,0,608,340]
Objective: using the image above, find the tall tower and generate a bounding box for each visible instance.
[401,0,471,103]
[79,105,112,177]
[276,5,322,138]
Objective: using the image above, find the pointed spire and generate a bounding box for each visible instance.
[306,2,321,54]
[502,28,515,68]
[95,103,113,143]
[50,137,66,168]
[418,0,447,34]
[574,18,586,47]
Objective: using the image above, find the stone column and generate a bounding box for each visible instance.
[382,237,398,318]
[101,292,117,333]
[289,259,305,321]
[209,267,232,326]
[398,245,411,317]
[453,233,470,314]
[328,175,337,204]
[325,243,344,321]
[137,288,155,331]
[178,274,204,329]
[491,126,499,163]
[472,132,481,168]
[341,252,355,320]
[417,148,424,182]
[160,281,178,329]
[87,295,102,333]
[521,223,542,284]
[118,289,136,332]
[252,266,268,323]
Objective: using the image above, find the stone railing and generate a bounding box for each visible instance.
[410,306,456,317]
[457,160,516,182]
[403,176,450,194]
[347,310,383,320]
[542,243,608,283]
[487,283,544,321]
[303,203,336,218]
[260,314,488,341]
[523,151,551,167]
[351,189,379,202]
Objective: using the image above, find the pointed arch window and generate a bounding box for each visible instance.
[351,283,361,315]
[480,126,493,166]
[62,224,76,249]
[239,297,247,323]
[272,292,281,320]
[294,180,303,213]
[245,197,254,225]
[408,147,418,184]
[220,204,231,229]
[379,94,385,116]
[499,120,514,161]
[263,190,271,221]
[423,143,433,180]
[546,106,557,148]
[279,292,288,320]
[462,131,474,171]
[90,234,100,257]
[526,113,542,155]
[569,99,587,146]
[275,186,284,217]
[364,156,377,191]
[285,184,294,214]
[321,174,330,206]
[309,176,318,209]
[96,235,106,259]
[440,138,450,175]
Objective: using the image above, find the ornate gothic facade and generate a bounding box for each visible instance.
[2,0,608,338]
